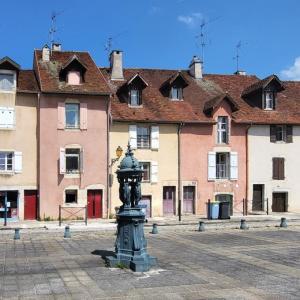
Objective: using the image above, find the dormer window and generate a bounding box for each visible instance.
[264,91,275,110]
[129,88,142,106]
[0,73,15,91]
[170,86,183,100]
[67,71,81,85]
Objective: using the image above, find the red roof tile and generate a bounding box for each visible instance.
[17,70,39,93]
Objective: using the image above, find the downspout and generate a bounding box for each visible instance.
[245,123,251,215]
[106,95,112,219]
[178,122,184,221]
[37,92,41,220]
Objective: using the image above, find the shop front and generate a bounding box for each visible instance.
[0,191,19,220]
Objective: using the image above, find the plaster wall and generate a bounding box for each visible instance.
[248,125,300,212]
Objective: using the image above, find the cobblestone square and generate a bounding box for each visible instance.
[0,227,299,299]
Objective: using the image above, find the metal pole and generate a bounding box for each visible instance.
[59,205,61,226]
[85,205,87,226]
[242,198,245,216]
[4,191,7,226]
[266,198,269,215]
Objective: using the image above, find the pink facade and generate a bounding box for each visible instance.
[39,94,108,219]
[181,100,247,215]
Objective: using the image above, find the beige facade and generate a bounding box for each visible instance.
[110,122,179,217]
[0,91,38,220]
[248,125,300,213]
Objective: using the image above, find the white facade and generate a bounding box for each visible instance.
[248,125,300,213]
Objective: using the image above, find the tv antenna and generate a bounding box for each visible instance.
[104,30,128,60]
[195,16,221,66]
[49,10,63,45]
[234,41,242,72]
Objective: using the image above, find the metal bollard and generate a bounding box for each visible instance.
[14,228,20,240]
[151,223,158,234]
[240,219,248,230]
[198,221,205,232]
[280,217,288,228]
[64,226,71,238]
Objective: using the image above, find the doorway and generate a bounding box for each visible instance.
[183,186,195,214]
[272,192,288,212]
[252,184,264,211]
[215,194,233,216]
[87,190,102,218]
[24,190,38,220]
[163,186,175,215]
[0,191,18,219]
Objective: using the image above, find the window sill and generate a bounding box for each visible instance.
[0,90,16,94]
[128,105,143,108]
[264,108,274,111]
[0,171,14,176]
[65,173,81,179]
[169,98,183,101]
[0,127,15,131]
[64,127,80,131]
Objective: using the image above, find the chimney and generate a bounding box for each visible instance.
[110,50,124,81]
[234,70,246,76]
[42,44,50,62]
[189,56,203,79]
[52,43,62,51]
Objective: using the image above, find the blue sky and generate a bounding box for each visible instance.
[1,0,300,79]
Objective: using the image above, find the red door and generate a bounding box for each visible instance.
[87,190,102,218]
[24,190,38,220]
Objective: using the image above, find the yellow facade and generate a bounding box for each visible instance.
[109,122,179,217]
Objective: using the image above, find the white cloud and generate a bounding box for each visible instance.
[281,57,300,80]
[177,13,204,28]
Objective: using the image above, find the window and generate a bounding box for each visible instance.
[273,157,285,180]
[65,103,80,129]
[65,149,80,173]
[129,88,141,106]
[137,126,150,148]
[170,86,183,100]
[65,190,77,204]
[264,92,274,110]
[0,152,13,172]
[0,73,14,91]
[270,125,293,143]
[217,116,229,144]
[216,153,230,179]
[0,107,15,129]
[140,162,150,182]
[67,71,81,85]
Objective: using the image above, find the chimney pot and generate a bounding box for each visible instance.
[189,55,203,79]
[42,44,50,62]
[52,43,62,51]
[234,70,246,76]
[110,50,124,81]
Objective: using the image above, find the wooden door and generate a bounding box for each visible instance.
[87,190,102,218]
[183,186,195,214]
[24,190,38,220]
[272,193,287,212]
[163,186,175,215]
[252,184,264,211]
[140,196,151,218]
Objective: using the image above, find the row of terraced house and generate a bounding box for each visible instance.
[1,44,300,221]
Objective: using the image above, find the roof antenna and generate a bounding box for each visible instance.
[104,31,128,62]
[49,10,63,46]
[234,41,242,72]
[195,16,221,68]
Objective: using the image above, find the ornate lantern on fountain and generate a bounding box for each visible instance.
[106,144,157,272]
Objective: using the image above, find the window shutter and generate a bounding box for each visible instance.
[14,152,22,173]
[151,161,158,183]
[208,152,216,180]
[263,93,266,109]
[80,103,88,130]
[151,126,159,149]
[0,107,15,129]
[80,149,84,173]
[270,125,276,143]
[57,102,65,129]
[279,158,285,180]
[129,125,137,149]
[273,94,276,110]
[230,152,238,180]
[286,125,293,143]
[273,158,279,180]
[59,148,66,174]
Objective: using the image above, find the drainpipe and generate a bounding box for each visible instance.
[37,92,41,220]
[245,124,251,215]
[107,95,112,219]
[178,123,184,221]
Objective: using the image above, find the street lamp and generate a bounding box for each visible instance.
[111,146,123,166]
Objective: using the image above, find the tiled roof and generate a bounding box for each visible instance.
[34,50,111,95]
[17,70,39,93]
[203,93,240,115]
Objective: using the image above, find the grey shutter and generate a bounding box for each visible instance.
[279,158,285,180]
[272,158,278,180]
[270,125,276,143]
[286,125,293,143]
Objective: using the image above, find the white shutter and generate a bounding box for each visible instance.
[129,125,137,149]
[151,161,158,183]
[0,107,15,129]
[151,126,159,150]
[80,149,84,173]
[14,152,22,173]
[208,152,216,180]
[230,152,238,180]
[59,148,66,174]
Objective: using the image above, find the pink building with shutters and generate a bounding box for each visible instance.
[34,46,111,219]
